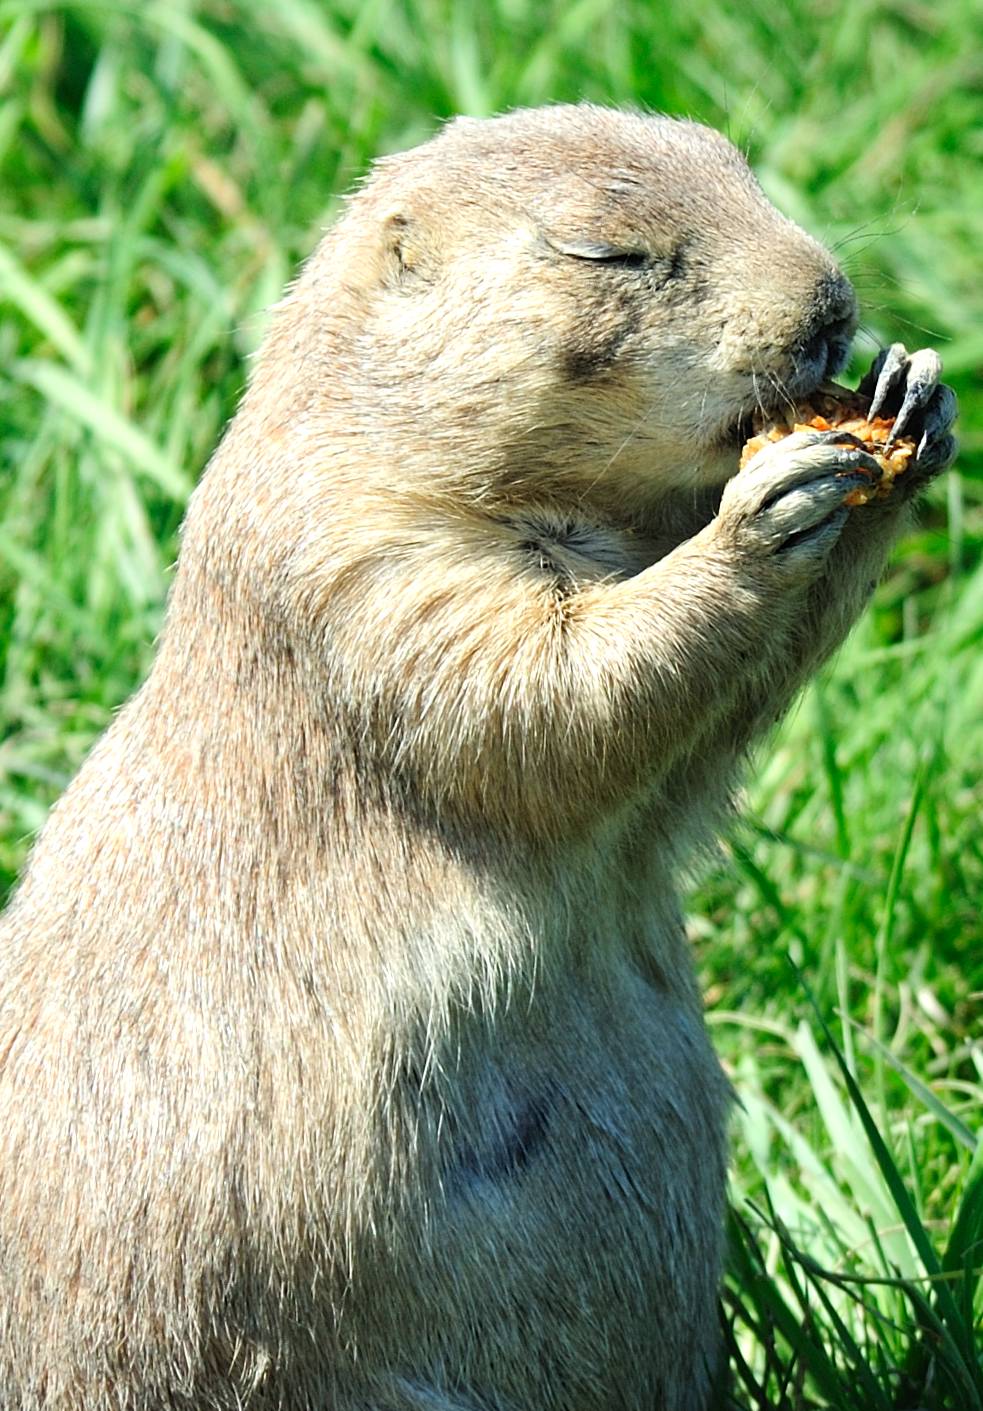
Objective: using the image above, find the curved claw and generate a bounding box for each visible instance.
[863,342,909,418]
[813,429,868,452]
[888,348,942,445]
[854,343,957,492]
[916,383,958,460]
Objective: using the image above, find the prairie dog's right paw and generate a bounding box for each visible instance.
[716,431,882,571]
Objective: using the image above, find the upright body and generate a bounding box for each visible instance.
[0,106,956,1409]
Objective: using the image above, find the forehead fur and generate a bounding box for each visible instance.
[439,104,747,173]
[354,103,761,232]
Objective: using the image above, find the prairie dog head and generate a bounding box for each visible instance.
[244,104,857,515]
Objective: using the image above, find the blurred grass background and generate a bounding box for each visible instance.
[1,0,981,1403]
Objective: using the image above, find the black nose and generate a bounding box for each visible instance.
[799,322,853,380]
[793,272,858,386]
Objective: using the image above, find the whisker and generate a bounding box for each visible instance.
[750,368,768,424]
[765,370,797,418]
[577,398,664,500]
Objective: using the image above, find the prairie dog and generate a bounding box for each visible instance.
[0,104,957,1410]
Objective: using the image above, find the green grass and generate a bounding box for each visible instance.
[1,2,981,1405]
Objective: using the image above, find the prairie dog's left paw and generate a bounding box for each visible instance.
[859,343,958,485]
[717,430,882,572]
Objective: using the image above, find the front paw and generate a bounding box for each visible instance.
[858,343,958,489]
[717,430,882,573]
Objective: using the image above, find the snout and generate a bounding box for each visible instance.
[785,270,858,394]
[714,263,859,403]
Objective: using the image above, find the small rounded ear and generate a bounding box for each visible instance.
[382,211,434,287]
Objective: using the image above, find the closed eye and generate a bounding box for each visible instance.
[548,238,650,269]
[584,248,650,269]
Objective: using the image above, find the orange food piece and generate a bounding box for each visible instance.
[739,386,917,505]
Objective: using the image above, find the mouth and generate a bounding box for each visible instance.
[714,341,855,454]
[713,401,785,455]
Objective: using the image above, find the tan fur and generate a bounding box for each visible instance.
[0,105,929,1409]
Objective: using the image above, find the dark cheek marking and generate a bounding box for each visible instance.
[563,309,642,383]
[665,245,687,283]
[452,1092,552,1188]
[558,286,643,386]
